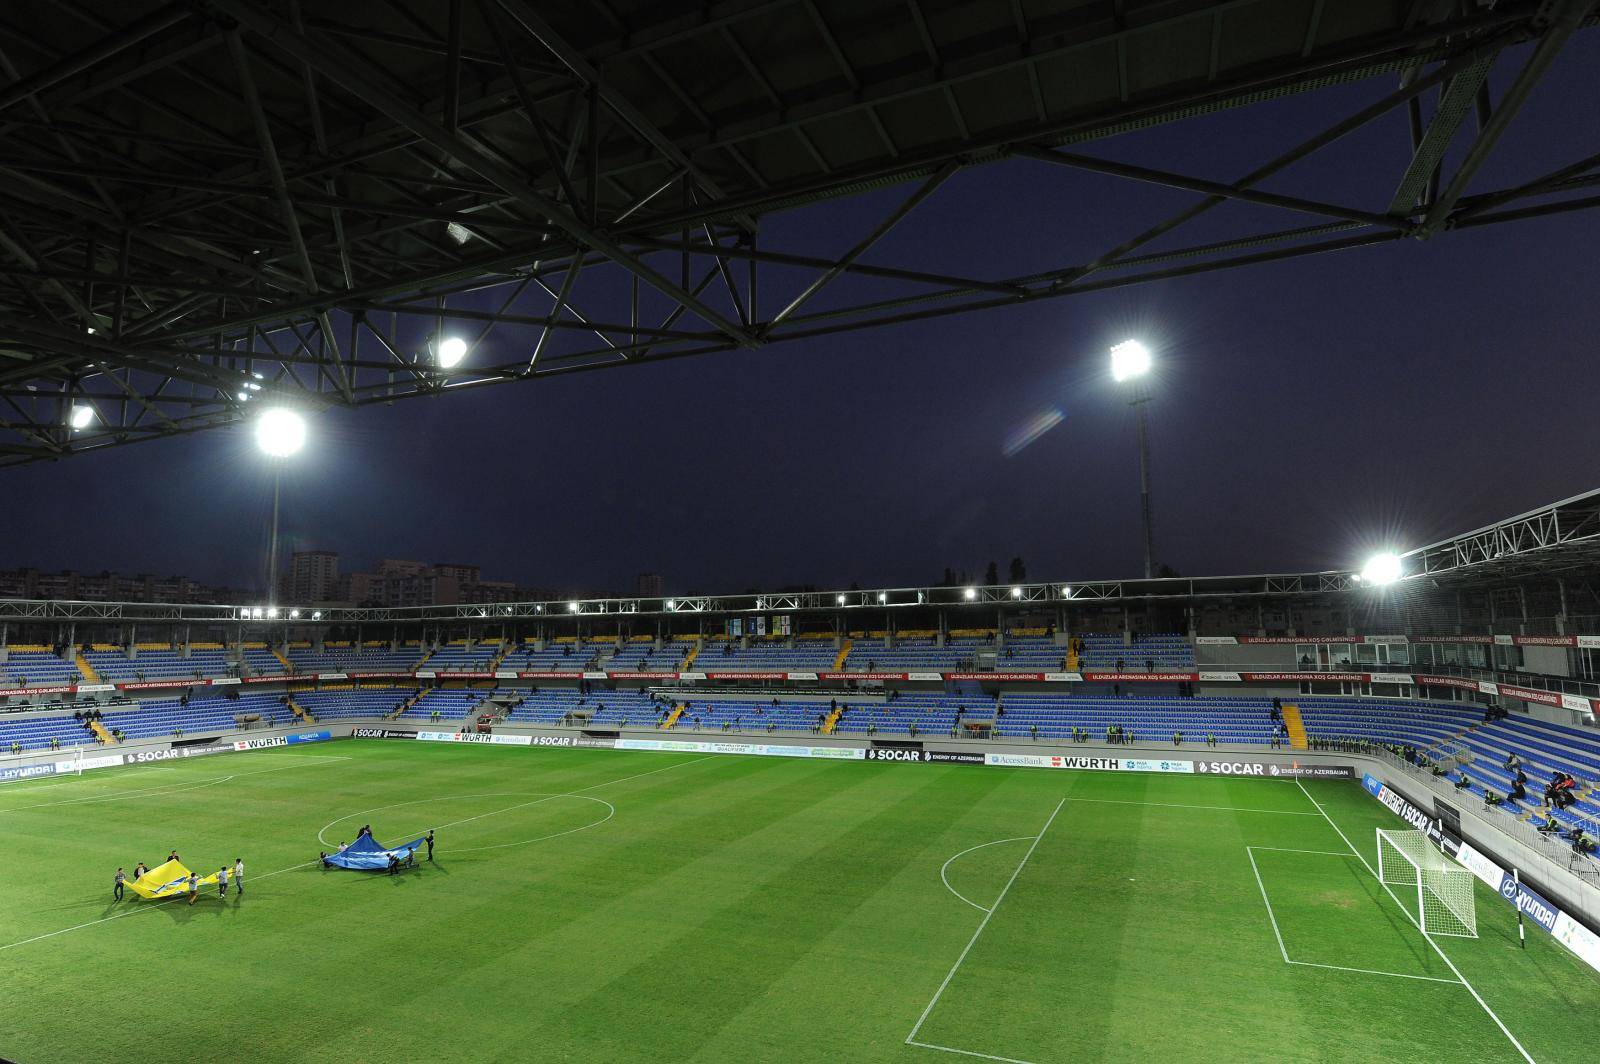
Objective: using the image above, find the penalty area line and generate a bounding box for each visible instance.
[1247,845,1461,986]
[1294,780,1535,1064]
[907,1039,1041,1064]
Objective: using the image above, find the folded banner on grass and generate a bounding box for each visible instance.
[322,834,425,871]
[126,860,218,899]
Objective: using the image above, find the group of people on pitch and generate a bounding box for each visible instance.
[112,852,244,904]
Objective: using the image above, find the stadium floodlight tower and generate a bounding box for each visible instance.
[255,408,307,609]
[434,335,468,370]
[1111,339,1156,579]
[1359,552,1404,586]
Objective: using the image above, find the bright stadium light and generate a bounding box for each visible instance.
[1109,339,1152,382]
[254,408,306,458]
[963,587,977,600]
[289,609,301,619]
[251,607,264,619]
[1061,586,1072,598]
[1361,552,1404,586]
[68,404,94,430]
[435,336,468,369]
[568,601,580,612]
[311,611,322,621]
[877,592,887,603]
[665,599,676,610]
[836,594,846,605]
[1011,586,1023,598]
[266,607,279,619]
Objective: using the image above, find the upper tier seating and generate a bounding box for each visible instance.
[85,647,237,683]
[286,645,423,673]
[426,642,502,672]
[697,639,838,670]
[0,649,80,687]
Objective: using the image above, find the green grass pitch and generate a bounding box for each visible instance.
[3,740,1597,1062]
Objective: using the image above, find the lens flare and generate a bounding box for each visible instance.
[1003,408,1065,458]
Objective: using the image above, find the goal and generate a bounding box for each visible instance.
[1376,828,1476,937]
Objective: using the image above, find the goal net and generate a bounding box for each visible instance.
[1376,828,1476,937]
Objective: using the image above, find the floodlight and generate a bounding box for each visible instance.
[1061,586,1072,598]
[877,592,887,603]
[311,611,322,621]
[251,607,263,619]
[266,607,279,619]
[568,601,579,612]
[1010,586,1023,598]
[445,221,474,245]
[68,404,94,430]
[1360,552,1403,586]
[289,609,300,619]
[963,587,977,600]
[836,594,846,605]
[666,599,676,610]
[436,336,468,369]
[1110,339,1152,382]
[254,408,306,457]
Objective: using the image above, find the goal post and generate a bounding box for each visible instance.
[1376,828,1477,938]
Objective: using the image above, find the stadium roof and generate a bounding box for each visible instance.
[1,0,1596,464]
[2,486,1596,625]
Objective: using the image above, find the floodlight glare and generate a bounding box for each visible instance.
[666,599,676,610]
[1010,586,1023,598]
[836,594,846,605]
[254,408,306,457]
[289,609,301,619]
[963,587,977,600]
[311,611,322,621]
[266,607,279,619]
[68,404,94,430]
[877,592,887,603]
[1360,552,1403,586]
[1061,586,1072,598]
[567,601,579,612]
[1110,339,1152,382]
[436,336,468,369]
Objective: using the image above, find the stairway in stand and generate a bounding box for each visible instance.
[74,651,101,684]
[833,639,853,670]
[1282,703,1308,750]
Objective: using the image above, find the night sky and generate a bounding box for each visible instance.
[8,37,1598,597]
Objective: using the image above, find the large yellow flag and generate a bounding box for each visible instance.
[126,859,218,900]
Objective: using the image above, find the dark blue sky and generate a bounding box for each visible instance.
[8,37,1598,596]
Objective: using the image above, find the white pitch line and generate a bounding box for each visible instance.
[1294,779,1535,1064]
[939,837,1036,914]
[1246,845,1461,986]
[906,797,1064,1047]
[1246,846,1292,963]
[0,756,353,813]
[0,753,714,955]
[1063,796,1320,816]
[907,1039,1041,1064]
[1288,960,1462,985]
[1249,847,1362,857]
